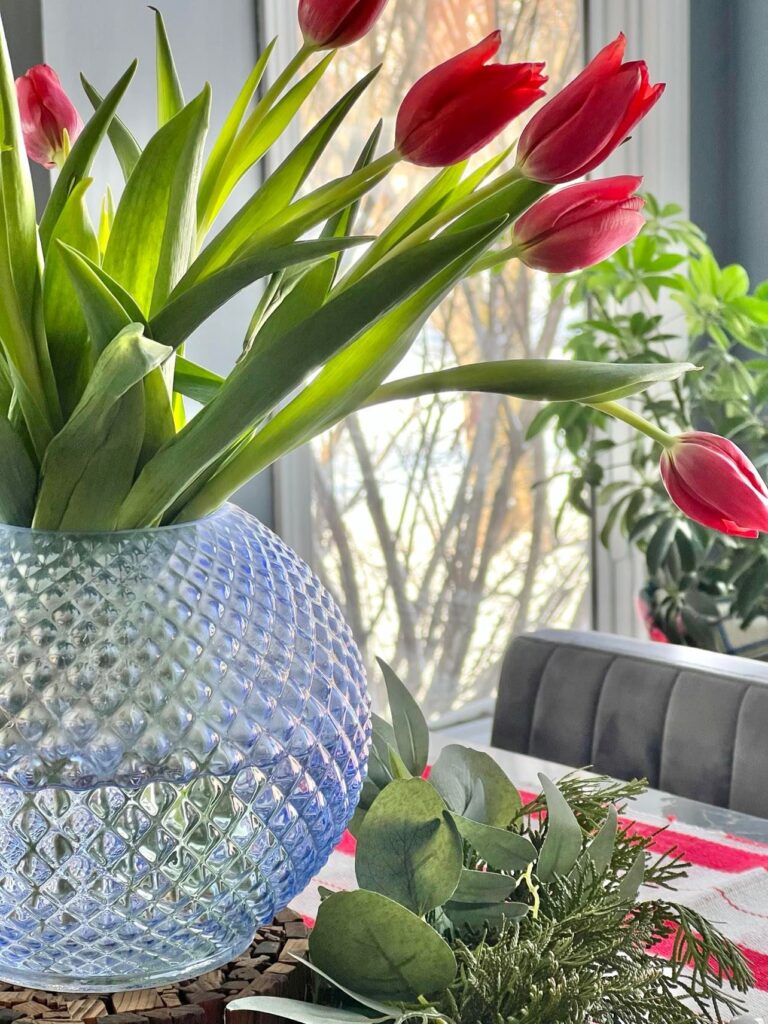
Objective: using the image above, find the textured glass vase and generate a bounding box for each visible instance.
[0,505,369,992]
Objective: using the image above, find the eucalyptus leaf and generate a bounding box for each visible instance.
[583,805,619,878]
[309,891,457,1002]
[536,775,584,883]
[429,744,521,827]
[376,658,429,777]
[450,868,517,904]
[355,778,463,914]
[451,814,536,871]
[443,899,528,932]
[224,999,391,1024]
[40,61,138,250]
[619,849,646,901]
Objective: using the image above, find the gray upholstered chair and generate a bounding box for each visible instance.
[492,629,768,818]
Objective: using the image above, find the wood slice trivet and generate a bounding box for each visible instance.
[0,910,310,1024]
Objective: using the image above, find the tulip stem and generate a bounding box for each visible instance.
[588,400,677,449]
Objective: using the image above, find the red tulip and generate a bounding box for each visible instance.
[395,32,547,168]
[299,0,389,49]
[513,176,645,273]
[660,433,768,538]
[16,64,83,169]
[516,33,664,184]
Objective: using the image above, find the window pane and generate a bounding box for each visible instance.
[304,0,589,720]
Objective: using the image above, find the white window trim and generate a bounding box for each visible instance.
[263,0,692,632]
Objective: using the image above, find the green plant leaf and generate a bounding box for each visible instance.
[57,244,138,354]
[619,849,646,901]
[173,357,223,405]
[199,50,335,236]
[309,891,457,1002]
[152,7,184,127]
[81,74,142,181]
[40,62,138,251]
[223,1000,390,1024]
[173,219,506,522]
[443,899,528,932]
[583,805,618,877]
[450,868,517,904]
[0,416,37,526]
[430,745,521,827]
[151,236,370,349]
[197,39,277,233]
[376,658,429,778]
[185,65,381,287]
[43,181,100,416]
[121,219,506,527]
[363,360,697,409]
[33,325,172,530]
[536,775,583,883]
[451,814,536,871]
[104,87,211,316]
[355,778,463,914]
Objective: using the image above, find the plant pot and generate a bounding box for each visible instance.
[0,505,369,993]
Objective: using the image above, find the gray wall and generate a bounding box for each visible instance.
[691,0,768,284]
[0,0,274,524]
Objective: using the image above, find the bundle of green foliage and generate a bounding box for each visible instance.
[232,659,753,1024]
[528,197,768,650]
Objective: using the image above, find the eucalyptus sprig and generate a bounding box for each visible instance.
[232,661,753,1024]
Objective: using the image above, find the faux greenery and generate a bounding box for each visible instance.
[531,196,768,649]
[0,12,690,530]
[232,659,754,1024]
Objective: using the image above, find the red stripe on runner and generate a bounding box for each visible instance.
[626,820,768,873]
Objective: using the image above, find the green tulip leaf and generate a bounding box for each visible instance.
[104,87,210,317]
[197,39,276,233]
[430,744,521,827]
[120,218,506,527]
[536,774,584,883]
[33,325,172,530]
[450,868,518,904]
[309,890,457,1002]
[355,778,463,914]
[0,415,37,527]
[151,236,371,349]
[40,61,138,251]
[376,658,429,777]
[363,360,698,409]
[80,74,142,181]
[173,357,224,405]
[185,64,379,287]
[451,814,536,871]
[43,181,100,416]
[152,7,184,127]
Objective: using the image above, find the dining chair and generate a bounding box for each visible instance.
[491,629,768,818]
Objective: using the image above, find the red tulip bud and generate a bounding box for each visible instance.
[660,433,768,538]
[16,64,83,169]
[299,0,389,49]
[396,32,547,168]
[517,33,664,184]
[513,176,645,273]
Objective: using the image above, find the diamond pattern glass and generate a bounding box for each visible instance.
[0,506,370,991]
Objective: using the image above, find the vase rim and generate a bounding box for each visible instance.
[0,502,234,540]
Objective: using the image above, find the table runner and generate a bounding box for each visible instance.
[292,793,768,1018]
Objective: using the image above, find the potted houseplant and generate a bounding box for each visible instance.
[0,0,755,994]
[232,660,756,1024]
[538,200,768,653]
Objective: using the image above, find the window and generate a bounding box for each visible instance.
[288,1,590,720]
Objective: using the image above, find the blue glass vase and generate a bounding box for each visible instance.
[0,505,370,991]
